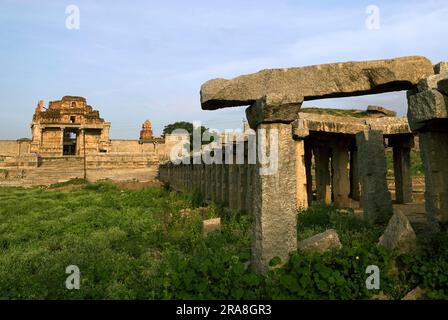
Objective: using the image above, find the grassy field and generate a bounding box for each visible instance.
[0,181,447,300]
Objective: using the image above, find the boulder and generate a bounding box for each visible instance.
[201,56,434,110]
[202,218,221,237]
[417,73,448,92]
[407,89,448,130]
[402,287,426,300]
[379,210,417,254]
[367,105,397,117]
[434,61,448,74]
[298,229,342,253]
[438,79,448,96]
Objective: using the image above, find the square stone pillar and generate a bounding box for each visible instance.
[332,142,350,209]
[419,131,448,231]
[228,163,238,210]
[304,142,313,206]
[251,123,298,274]
[356,130,393,224]
[389,135,414,204]
[245,164,254,212]
[314,146,332,205]
[349,148,361,202]
[237,164,247,212]
[296,139,308,209]
[222,164,229,206]
[393,147,413,204]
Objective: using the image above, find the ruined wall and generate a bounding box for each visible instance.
[0,141,20,156]
[110,140,160,154]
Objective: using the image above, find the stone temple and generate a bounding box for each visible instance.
[0,96,171,186]
[31,96,112,156]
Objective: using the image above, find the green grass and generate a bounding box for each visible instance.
[0,184,447,299]
[300,107,370,118]
[386,149,424,177]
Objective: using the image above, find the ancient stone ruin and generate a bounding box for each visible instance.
[0,96,171,186]
[159,56,448,273]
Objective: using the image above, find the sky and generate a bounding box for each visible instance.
[0,0,447,139]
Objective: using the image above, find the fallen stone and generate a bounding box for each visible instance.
[201,56,434,110]
[434,61,448,74]
[407,89,448,130]
[245,95,301,128]
[202,218,221,237]
[402,286,426,300]
[372,291,390,300]
[417,73,448,92]
[438,78,448,95]
[367,105,397,117]
[379,210,417,254]
[298,229,342,253]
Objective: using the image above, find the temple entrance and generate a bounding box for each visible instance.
[63,129,78,156]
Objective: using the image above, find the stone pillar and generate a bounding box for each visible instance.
[245,96,301,274]
[200,164,206,196]
[332,142,350,209]
[349,148,360,202]
[304,142,313,206]
[314,146,332,204]
[245,164,253,212]
[419,131,448,231]
[356,130,393,224]
[222,164,229,206]
[389,136,414,204]
[296,139,308,209]
[215,164,222,204]
[210,164,216,201]
[251,122,298,274]
[206,164,212,200]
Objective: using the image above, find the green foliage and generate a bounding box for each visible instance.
[300,107,369,118]
[386,149,424,177]
[0,186,447,300]
[161,121,214,148]
[49,178,88,188]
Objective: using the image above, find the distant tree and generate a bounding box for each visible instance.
[162,121,215,147]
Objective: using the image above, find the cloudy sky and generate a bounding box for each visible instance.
[1,0,447,139]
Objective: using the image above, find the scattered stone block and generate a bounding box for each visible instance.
[379,210,417,254]
[417,73,448,92]
[202,218,221,237]
[402,286,426,300]
[407,89,448,130]
[367,105,397,117]
[434,61,448,74]
[298,229,342,253]
[438,78,448,96]
[372,291,390,300]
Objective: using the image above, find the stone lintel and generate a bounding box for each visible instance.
[293,112,411,136]
[201,56,434,110]
[388,135,415,148]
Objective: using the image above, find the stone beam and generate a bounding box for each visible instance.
[201,56,434,110]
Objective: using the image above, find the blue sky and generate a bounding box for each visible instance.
[1,0,447,139]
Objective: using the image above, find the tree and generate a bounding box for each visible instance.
[162,121,215,148]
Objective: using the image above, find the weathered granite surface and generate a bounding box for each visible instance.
[201,56,434,110]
